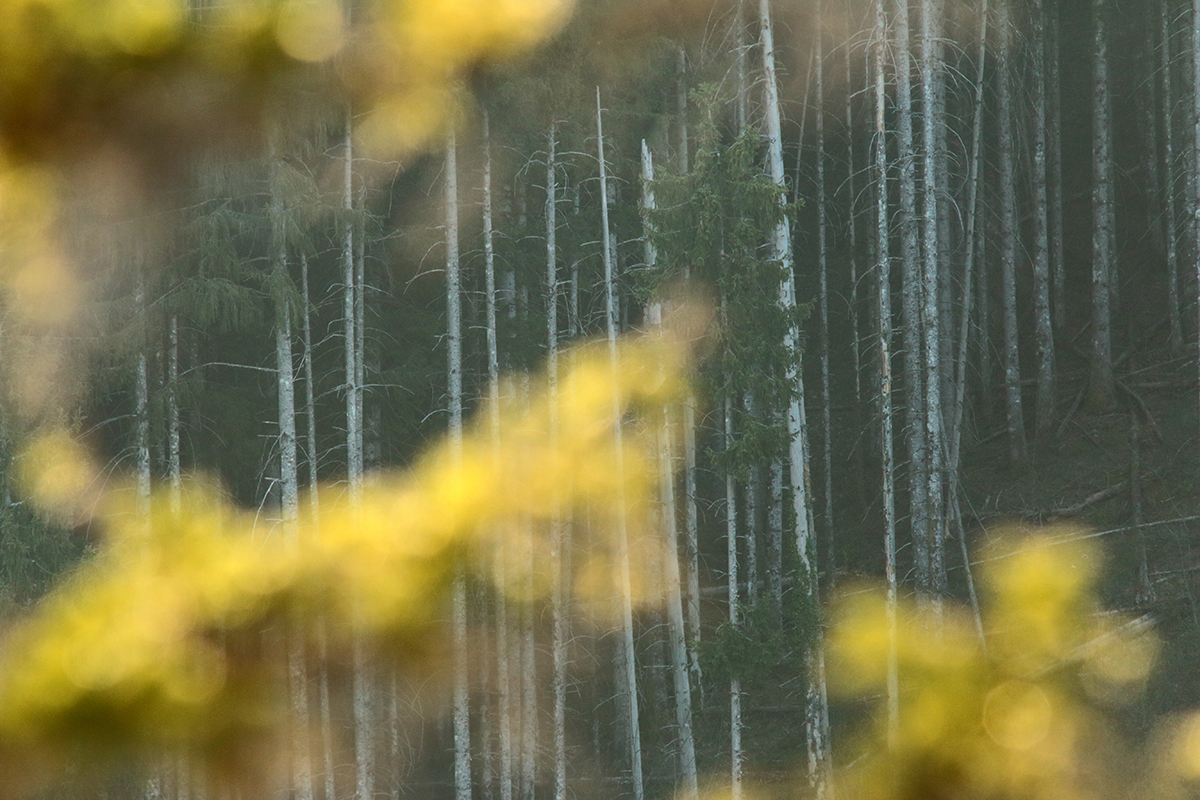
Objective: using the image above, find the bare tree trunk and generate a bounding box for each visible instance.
[997,0,1028,462]
[342,114,362,501]
[919,0,945,604]
[482,109,514,800]
[1090,0,1115,410]
[725,394,743,800]
[873,0,899,746]
[1164,2,1183,355]
[446,130,472,800]
[895,0,928,574]
[135,273,150,520]
[760,1,830,791]
[546,120,570,800]
[643,141,698,800]
[167,314,180,512]
[599,87,644,800]
[815,0,836,586]
[1193,0,1200,461]
[1048,0,1066,339]
[1031,0,1055,435]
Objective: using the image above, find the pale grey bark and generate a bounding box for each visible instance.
[135,274,150,520]
[895,0,928,566]
[546,120,569,800]
[815,4,835,584]
[1090,0,1115,410]
[167,314,180,512]
[760,0,828,791]
[644,141,698,800]
[919,0,945,603]
[1163,2,1183,355]
[446,130,472,800]
[725,394,743,800]
[873,0,899,746]
[342,114,362,502]
[1193,0,1200,458]
[997,0,1027,462]
[1047,1,1065,338]
[273,254,310,800]
[948,0,987,479]
[482,111,513,800]
[1031,0,1055,435]
[599,87,643,800]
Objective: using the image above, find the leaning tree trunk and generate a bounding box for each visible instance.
[598,87,644,800]
[643,140,698,800]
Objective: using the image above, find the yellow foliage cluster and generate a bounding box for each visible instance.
[0,330,689,797]
[826,529,1186,800]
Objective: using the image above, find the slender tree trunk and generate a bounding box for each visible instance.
[481,110,514,800]
[445,130,472,800]
[643,142,698,800]
[545,120,570,800]
[1163,2,1183,355]
[760,1,829,791]
[919,0,945,603]
[948,0,988,475]
[724,395,743,800]
[873,0,899,746]
[845,13,865,507]
[1193,0,1200,454]
[1047,0,1065,339]
[676,50,703,695]
[135,274,150,520]
[599,87,644,800]
[1090,0,1115,410]
[815,1,835,586]
[895,0,928,575]
[998,0,1028,463]
[1031,0,1055,436]
[167,314,180,512]
[343,114,362,501]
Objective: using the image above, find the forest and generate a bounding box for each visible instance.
[1,0,1200,798]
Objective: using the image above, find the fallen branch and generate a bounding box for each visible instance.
[1049,481,1127,518]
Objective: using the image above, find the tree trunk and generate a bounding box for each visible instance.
[815,0,835,586]
[1030,0,1055,436]
[1046,1,1065,341]
[919,0,945,603]
[445,130,472,800]
[1163,1,1183,355]
[598,87,644,800]
[895,0,928,576]
[760,0,829,791]
[644,141,698,800]
[1090,0,1115,410]
[997,0,1028,463]
[873,0,899,746]
[725,395,743,800]
[167,314,180,512]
